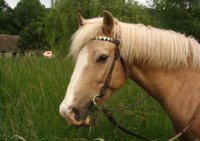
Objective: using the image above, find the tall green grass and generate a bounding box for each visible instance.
[0,57,174,141]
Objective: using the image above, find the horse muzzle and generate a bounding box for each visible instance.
[59,105,90,126]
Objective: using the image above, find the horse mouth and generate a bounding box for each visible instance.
[66,101,103,126]
[66,110,91,126]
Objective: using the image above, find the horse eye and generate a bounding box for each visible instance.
[96,54,108,63]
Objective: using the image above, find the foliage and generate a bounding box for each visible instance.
[0,0,18,34]
[0,0,48,36]
[18,21,49,53]
[14,0,46,34]
[0,0,50,53]
[3,0,200,54]
[1,0,200,54]
[14,0,50,53]
[151,0,200,40]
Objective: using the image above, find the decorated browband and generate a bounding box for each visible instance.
[91,36,120,45]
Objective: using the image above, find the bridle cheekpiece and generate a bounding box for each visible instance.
[91,36,121,106]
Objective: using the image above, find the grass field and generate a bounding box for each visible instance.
[0,57,175,141]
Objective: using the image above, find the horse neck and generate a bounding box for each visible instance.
[128,63,200,126]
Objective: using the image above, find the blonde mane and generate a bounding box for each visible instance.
[70,17,200,69]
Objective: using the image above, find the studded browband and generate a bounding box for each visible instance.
[91,36,120,45]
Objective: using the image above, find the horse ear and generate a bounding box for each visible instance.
[102,11,114,35]
[78,13,86,27]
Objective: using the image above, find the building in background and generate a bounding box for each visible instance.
[0,34,19,58]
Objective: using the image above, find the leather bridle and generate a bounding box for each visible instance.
[91,36,124,106]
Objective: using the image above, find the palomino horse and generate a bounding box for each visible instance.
[59,11,200,140]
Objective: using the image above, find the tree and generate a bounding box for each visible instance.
[18,21,49,53]
[15,0,50,53]
[14,0,46,34]
[0,0,18,34]
[151,0,200,40]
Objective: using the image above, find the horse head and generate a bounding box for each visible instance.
[59,11,127,126]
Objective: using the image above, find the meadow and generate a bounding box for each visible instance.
[0,57,175,141]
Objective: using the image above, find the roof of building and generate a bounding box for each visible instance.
[0,34,20,51]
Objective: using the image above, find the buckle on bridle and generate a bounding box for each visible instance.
[92,94,107,106]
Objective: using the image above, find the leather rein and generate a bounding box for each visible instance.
[91,36,200,141]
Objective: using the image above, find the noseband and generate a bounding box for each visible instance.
[91,36,124,106]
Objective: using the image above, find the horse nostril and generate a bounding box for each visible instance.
[71,108,81,121]
[72,108,78,115]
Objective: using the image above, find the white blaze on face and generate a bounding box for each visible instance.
[59,47,89,118]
